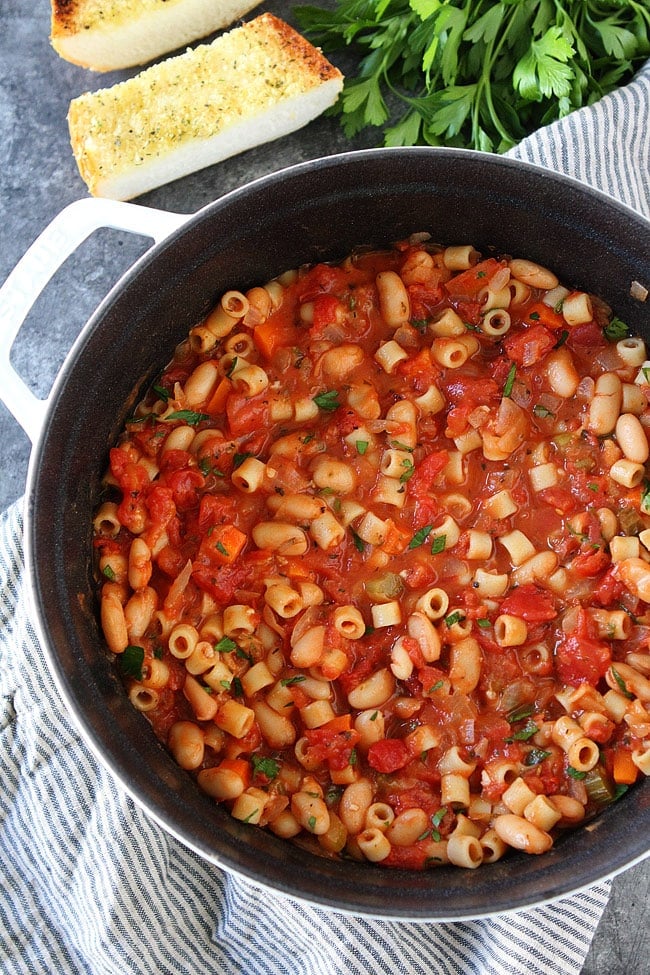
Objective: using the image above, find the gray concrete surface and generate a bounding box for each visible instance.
[1,1,648,971]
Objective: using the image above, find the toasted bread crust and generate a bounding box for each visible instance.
[51,0,263,70]
[68,14,343,199]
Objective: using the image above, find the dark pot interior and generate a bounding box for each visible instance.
[27,147,650,919]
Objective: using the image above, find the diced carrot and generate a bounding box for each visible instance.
[323,714,353,733]
[612,748,639,785]
[206,377,232,415]
[253,319,300,360]
[206,524,247,566]
[381,520,411,556]
[523,300,565,330]
[218,758,251,788]
[290,686,311,710]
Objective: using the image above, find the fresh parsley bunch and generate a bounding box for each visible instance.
[295,0,650,152]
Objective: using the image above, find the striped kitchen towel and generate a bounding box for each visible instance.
[2,55,650,975]
[0,502,611,974]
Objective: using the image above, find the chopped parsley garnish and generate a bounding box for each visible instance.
[430,534,446,555]
[231,676,244,697]
[524,748,551,767]
[445,610,465,628]
[351,529,365,553]
[165,410,210,426]
[226,356,239,378]
[503,362,517,398]
[532,404,554,418]
[356,440,369,455]
[233,451,253,468]
[120,645,145,680]
[409,524,432,549]
[152,384,170,402]
[215,637,237,654]
[428,680,444,693]
[101,564,116,581]
[554,329,569,348]
[308,815,317,830]
[313,390,340,411]
[611,666,634,699]
[505,718,538,742]
[567,766,587,780]
[251,755,279,780]
[281,675,307,687]
[507,704,535,723]
[641,480,650,515]
[215,541,229,557]
[400,458,415,483]
[604,316,630,341]
[477,618,491,629]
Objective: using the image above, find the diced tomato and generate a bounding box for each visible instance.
[407,283,445,320]
[442,373,500,408]
[499,584,557,622]
[303,727,360,772]
[297,262,349,300]
[444,258,503,299]
[537,486,577,515]
[522,301,565,330]
[570,547,610,578]
[592,567,626,606]
[163,469,205,511]
[226,393,270,437]
[383,843,431,870]
[308,294,346,339]
[408,450,449,497]
[503,324,556,366]
[146,485,176,529]
[554,608,612,686]
[567,320,607,351]
[367,738,412,773]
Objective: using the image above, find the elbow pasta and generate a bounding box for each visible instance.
[94,235,650,872]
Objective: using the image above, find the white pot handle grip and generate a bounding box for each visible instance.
[0,198,189,443]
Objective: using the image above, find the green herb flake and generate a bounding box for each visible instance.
[242,809,259,823]
[567,766,587,780]
[604,317,630,342]
[308,815,317,830]
[370,711,379,721]
[102,564,116,581]
[233,451,253,469]
[215,541,229,557]
[428,680,444,693]
[507,704,535,723]
[430,534,446,555]
[555,330,569,349]
[313,390,340,412]
[505,718,538,742]
[400,458,415,483]
[231,676,244,697]
[524,748,551,767]
[503,362,517,398]
[445,610,465,628]
[251,755,279,780]
[215,637,237,654]
[165,410,210,426]
[611,666,634,700]
[356,440,369,455]
[532,404,554,418]
[409,524,433,549]
[152,384,170,402]
[477,618,491,629]
[226,356,239,378]
[351,529,365,553]
[120,644,145,680]
[281,675,307,687]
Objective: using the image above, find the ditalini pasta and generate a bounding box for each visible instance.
[93,235,650,869]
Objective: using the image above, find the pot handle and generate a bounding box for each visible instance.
[0,197,189,443]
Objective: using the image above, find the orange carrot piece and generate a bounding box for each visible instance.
[613,748,639,785]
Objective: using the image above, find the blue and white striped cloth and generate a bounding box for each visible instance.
[2,57,650,975]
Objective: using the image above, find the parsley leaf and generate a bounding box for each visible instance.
[313,390,341,412]
[604,316,630,341]
[295,0,649,153]
[120,645,145,680]
[165,410,210,426]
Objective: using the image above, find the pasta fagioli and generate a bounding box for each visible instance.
[93,236,650,873]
